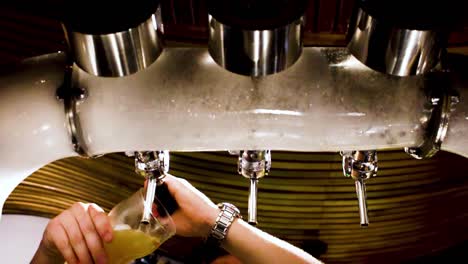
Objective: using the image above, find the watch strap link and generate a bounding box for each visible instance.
[209,203,241,243]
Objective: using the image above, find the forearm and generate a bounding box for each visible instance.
[221,219,322,264]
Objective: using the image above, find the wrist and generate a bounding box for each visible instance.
[32,241,63,264]
[206,203,242,244]
[220,217,240,248]
[203,205,220,236]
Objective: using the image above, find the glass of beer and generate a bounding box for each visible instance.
[105,188,176,264]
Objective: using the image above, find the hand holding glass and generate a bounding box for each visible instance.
[105,188,176,264]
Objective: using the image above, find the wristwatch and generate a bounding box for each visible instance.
[208,202,242,244]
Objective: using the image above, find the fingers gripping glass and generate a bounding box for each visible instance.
[106,188,176,264]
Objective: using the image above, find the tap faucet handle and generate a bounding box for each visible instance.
[154,180,178,215]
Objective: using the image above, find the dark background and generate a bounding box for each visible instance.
[0,0,467,65]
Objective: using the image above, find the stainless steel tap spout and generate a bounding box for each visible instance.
[355,179,369,227]
[134,150,171,224]
[248,178,258,225]
[237,150,271,225]
[342,150,377,227]
[142,177,157,224]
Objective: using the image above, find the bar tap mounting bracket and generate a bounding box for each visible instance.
[56,56,92,158]
[404,73,459,159]
[238,150,271,178]
[341,150,378,227]
[134,151,169,182]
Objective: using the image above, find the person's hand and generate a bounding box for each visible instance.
[164,174,220,237]
[33,202,113,264]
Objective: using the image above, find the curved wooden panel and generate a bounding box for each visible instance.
[4,150,468,263]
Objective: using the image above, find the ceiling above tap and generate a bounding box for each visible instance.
[0,0,467,66]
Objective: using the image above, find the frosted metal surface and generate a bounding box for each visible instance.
[0,54,76,218]
[442,59,468,157]
[76,48,426,154]
[1,48,467,218]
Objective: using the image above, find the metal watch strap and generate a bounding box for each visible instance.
[208,202,241,244]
